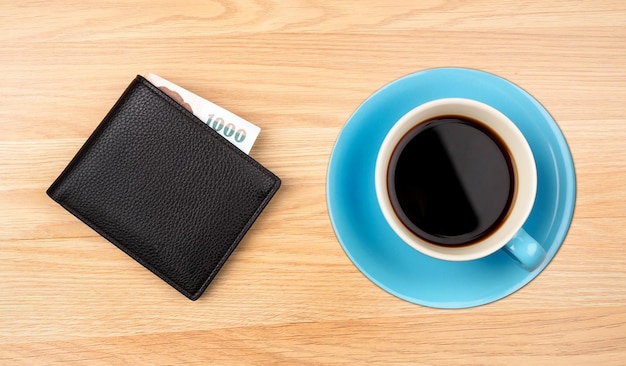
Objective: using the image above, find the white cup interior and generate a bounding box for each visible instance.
[375,98,537,261]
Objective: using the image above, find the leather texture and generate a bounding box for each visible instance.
[47,75,281,300]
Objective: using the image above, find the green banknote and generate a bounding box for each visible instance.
[146,73,260,154]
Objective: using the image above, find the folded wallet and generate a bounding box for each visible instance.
[47,75,281,300]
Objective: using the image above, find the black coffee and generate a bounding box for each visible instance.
[387,116,515,246]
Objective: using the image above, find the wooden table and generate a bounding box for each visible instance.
[1,1,625,364]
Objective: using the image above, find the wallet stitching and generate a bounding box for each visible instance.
[50,195,196,299]
[197,176,281,298]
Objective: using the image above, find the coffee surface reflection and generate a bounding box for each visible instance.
[387,116,515,246]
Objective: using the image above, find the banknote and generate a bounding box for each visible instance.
[145,73,260,154]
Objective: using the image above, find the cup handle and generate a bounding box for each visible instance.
[502,229,546,271]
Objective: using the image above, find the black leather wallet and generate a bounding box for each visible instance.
[47,75,281,300]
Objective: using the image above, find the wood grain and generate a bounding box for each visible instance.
[1,1,625,364]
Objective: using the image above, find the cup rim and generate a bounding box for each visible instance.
[375,98,537,261]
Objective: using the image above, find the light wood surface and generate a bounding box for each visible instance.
[1,1,625,364]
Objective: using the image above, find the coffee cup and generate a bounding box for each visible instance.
[375,98,545,271]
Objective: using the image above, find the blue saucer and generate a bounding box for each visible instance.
[326,68,576,308]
